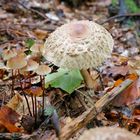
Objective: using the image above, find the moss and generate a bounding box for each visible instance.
[112,0,140,13]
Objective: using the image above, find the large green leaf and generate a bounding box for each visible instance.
[45,68,83,94]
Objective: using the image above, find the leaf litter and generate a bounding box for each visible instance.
[0,0,140,139]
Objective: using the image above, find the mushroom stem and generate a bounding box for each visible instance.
[80,69,96,89]
[40,75,45,116]
[18,70,32,116]
[34,96,37,127]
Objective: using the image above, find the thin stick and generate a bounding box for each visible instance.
[75,89,95,106]
[99,13,140,25]
[17,1,48,20]
[40,76,45,116]
[60,79,133,140]
[31,95,35,117]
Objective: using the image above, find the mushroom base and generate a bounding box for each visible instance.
[80,69,96,89]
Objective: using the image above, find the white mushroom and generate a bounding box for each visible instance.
[44,20,114,88]
[79,127,140,140]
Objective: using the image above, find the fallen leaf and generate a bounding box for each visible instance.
[6,93,23,111]
[45,68,83,94]
[33,29,48,40]
[107,65,130,77]
[0,106,22,132]
[113,78,140,106]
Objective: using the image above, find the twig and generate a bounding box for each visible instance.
[17,1,48,20]
[59,79,133,140]
[76,93,89,110]
[100,13,140,25]
[75,89,95,106]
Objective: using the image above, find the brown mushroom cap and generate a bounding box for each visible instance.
[30,43,45,55]
[24,86,43,96]
[23,59,39,71]
[7,55,27,69]
[2,49,17,60]
[35,64,51,75]
[79,127,140,140]
[44,20,114,70]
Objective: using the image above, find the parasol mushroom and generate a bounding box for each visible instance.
[78,127,140,140]
[44,20,114,88]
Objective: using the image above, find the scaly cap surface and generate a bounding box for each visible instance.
[44,20,114,70]
[79,127,140,140]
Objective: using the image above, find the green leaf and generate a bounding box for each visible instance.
[45,68,83,94]
[25,38,35,49]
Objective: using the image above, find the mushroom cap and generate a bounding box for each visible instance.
[24,86,43,96]
[79,127,140,140]
[23,59,39,71]
[44,20,114,70]
[6,55,27,69]
[30,43,45,55]
[2,49,17,60]
[35,64,51,75]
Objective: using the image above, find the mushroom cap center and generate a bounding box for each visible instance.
[69,23,89,40]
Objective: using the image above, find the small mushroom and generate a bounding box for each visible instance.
[35,64,51,115]
[6,55,27,70]
[24,86,43,125]
[30,42,45,56]
[6,54,27,95]
[44,20,114,88]
[35,64,51,75]
[79,127,140,140]
[22,59,39,72]
[2,48,17,61]
[6,54,32,116]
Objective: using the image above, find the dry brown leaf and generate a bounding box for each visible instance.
[128,57,140,75]
[0,106,22,132]
[6,93,23,111]
[33,29,48,40]
[107,65,130,77]
[113,78,140,106]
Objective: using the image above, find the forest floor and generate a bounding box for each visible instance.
[0,0,140,140]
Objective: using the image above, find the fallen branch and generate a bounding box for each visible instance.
[100,13,140,25]
[59,79,133,140]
